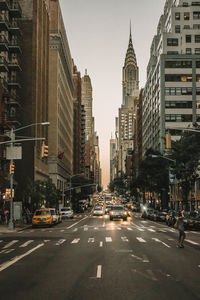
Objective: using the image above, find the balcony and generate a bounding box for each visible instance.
[0,34,9,51]
[8,76,21,88]
[0,14,9,30]
[9,1,22,18]
[8,38,21,53]
[8,58,21,71]
[0,56,8,72]
[9,20,21,35]
[0,0,9,10]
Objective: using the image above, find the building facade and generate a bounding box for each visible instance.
[48,0,74,200]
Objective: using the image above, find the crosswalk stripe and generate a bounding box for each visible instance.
[148,229,156,232]
[84,227,88,231]
[185,239,199,245]
[20,240,34,248]
[88,238,94,243]
[105,237,112,242]
[117,227,121,230]
[121,236,129,242]
[127,227,133,231]
[136,237,146,243]
[71,238,80,244]
[56,239,66,246]
[4,249,14,254]
[3,240,18,249]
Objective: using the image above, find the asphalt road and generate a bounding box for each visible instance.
[0,211,200,300]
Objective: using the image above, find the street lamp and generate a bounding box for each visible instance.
[5,122,50,230]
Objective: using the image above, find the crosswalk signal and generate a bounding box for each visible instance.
[166,132,171,149]
[9,164,15,174]
[41,143,48,158]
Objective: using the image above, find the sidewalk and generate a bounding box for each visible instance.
[0,223,31,233]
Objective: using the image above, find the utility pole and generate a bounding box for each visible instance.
[8,128,15,230]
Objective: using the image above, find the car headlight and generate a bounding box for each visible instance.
[124,212,127,215]
[111,211,114,215]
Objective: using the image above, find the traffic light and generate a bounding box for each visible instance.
[9,164,15,174]
[41,143,48,158]
[166,132,171,149]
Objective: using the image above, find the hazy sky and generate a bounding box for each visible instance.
[60,0,166,188]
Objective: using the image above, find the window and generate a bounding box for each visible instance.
[193,24,200,29]
[175,12,180,20]
[165,101,192,108]
[193,11,200,19]
[186,35,191,42]
[196,61,200,67]
[197,88,200,94]
[165,114,192,122]
[167,51,179,55]
[165,87,192,95]
[197,75,200,82]
[183,2,189,6]
[167,38,178,46]
[175,25,180,33]
[195,35,200,42]
[184,12,190,20]
[196,102,200,109]
[165,74,192,82]
[195,49,200,54]
[165,61,192,68]
[192,2,200,6]
[186,48,192,54]
[184,25,190,29]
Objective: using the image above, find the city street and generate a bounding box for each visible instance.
[0,212,200,300]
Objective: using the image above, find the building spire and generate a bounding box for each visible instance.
[130,20,132,39]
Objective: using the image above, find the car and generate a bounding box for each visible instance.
[32,208,53,228]
[109,205,128,221]
[60,207,74,219]
[105,205,113,214]
[49,208,60,224]
[93,206,104,216]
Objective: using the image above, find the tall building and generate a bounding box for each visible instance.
[48,0,74,199]
[118,28,139,175]
[143,0,200,155]
[110,137,116,182]
[134,88,143,176]
[0,0,22,194]
[81,71,93,140]
[73,64,82,175]
[80,104,86,174]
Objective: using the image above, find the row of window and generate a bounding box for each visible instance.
[175,24,200,32]
[185,35,200,43]
[165,114,192,122]
[165,74,200,82]
[165,87,200,95]
[165,101,192,108]
[165,60,200,68]
[167,48,200,54]
[175,11,200,20]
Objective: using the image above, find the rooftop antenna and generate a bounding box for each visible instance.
[85,69,87,75]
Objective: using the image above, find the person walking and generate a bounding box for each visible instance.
[176,210,186,248]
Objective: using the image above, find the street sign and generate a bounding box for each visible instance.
[6,146,22,160]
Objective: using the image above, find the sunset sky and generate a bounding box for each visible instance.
[60,0,166,188]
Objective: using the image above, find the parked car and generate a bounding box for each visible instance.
[109,205,128,221]
[49,208,60,224]
[32,208,53,228]
[153,211,167,222]
[60,207,74,219]
[93,206,104,216]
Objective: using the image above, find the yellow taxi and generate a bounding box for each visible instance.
[32,208,53,228]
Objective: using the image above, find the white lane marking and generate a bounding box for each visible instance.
[0,243,44,272]
[131,254,150,263]
[191,231,200,235]
[131,223,145,232]
[148,229,156,232]
[0,240,3,243]
[105,237,112,242]
[19,240,34,248]
[158,229,166,233]
[88,238,95,243]
[4,249,14,254]
[44,240,50,243]
[121,236,129,242]
[141,221,148,223]
[136,237,146,243]
[84,227,88,231]
[127,227,133,231]
[152,238,171,248]
[56,239,66,246]
[117,227,121,230]
[100,241,103,247]
[169,229,176,232]
[3,240,18,249]
[66,216,88,229]
[73,228,78,232]
[71,238,80,244]
[60,230,64,232]
[96,265,102,278]
[103,221,105,227]
[185,239,199,245]
[0,249,6,254]
[94,227,99,230]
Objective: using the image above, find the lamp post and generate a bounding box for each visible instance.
[5,122,50,230]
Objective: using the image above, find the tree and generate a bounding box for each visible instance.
[170,132,200,210]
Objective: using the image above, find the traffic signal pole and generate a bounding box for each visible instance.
[8,128,14,230]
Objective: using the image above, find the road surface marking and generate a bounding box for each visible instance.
[127,227,133,231]
[185,239,199,245]
[66,216,88,229]
[136,237,146,243]
[169,229,176,232]
[96,265,102,278]
[117,227,121,230]
[88,238,95,243]
[131,223,144,232]
[100,241,103,247]
[60,230,64,232]
[94,227,99,230]
[105,237,112,242]
[103,221,105,227]
[84,227,88,231]
[148,229,156,232]
[132,269,157,281]
[56,239,66,246]
[3,240,18,249]
[152,238,171,248]
[20,240,34,248]
[121,236,129,242]
[71,238,80,244]
[44,240,50,242]
[0,243,44,272]
[73,228,78,232]
[4,249,14,254]
[158,229,166,233]
[131,254,149,263]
